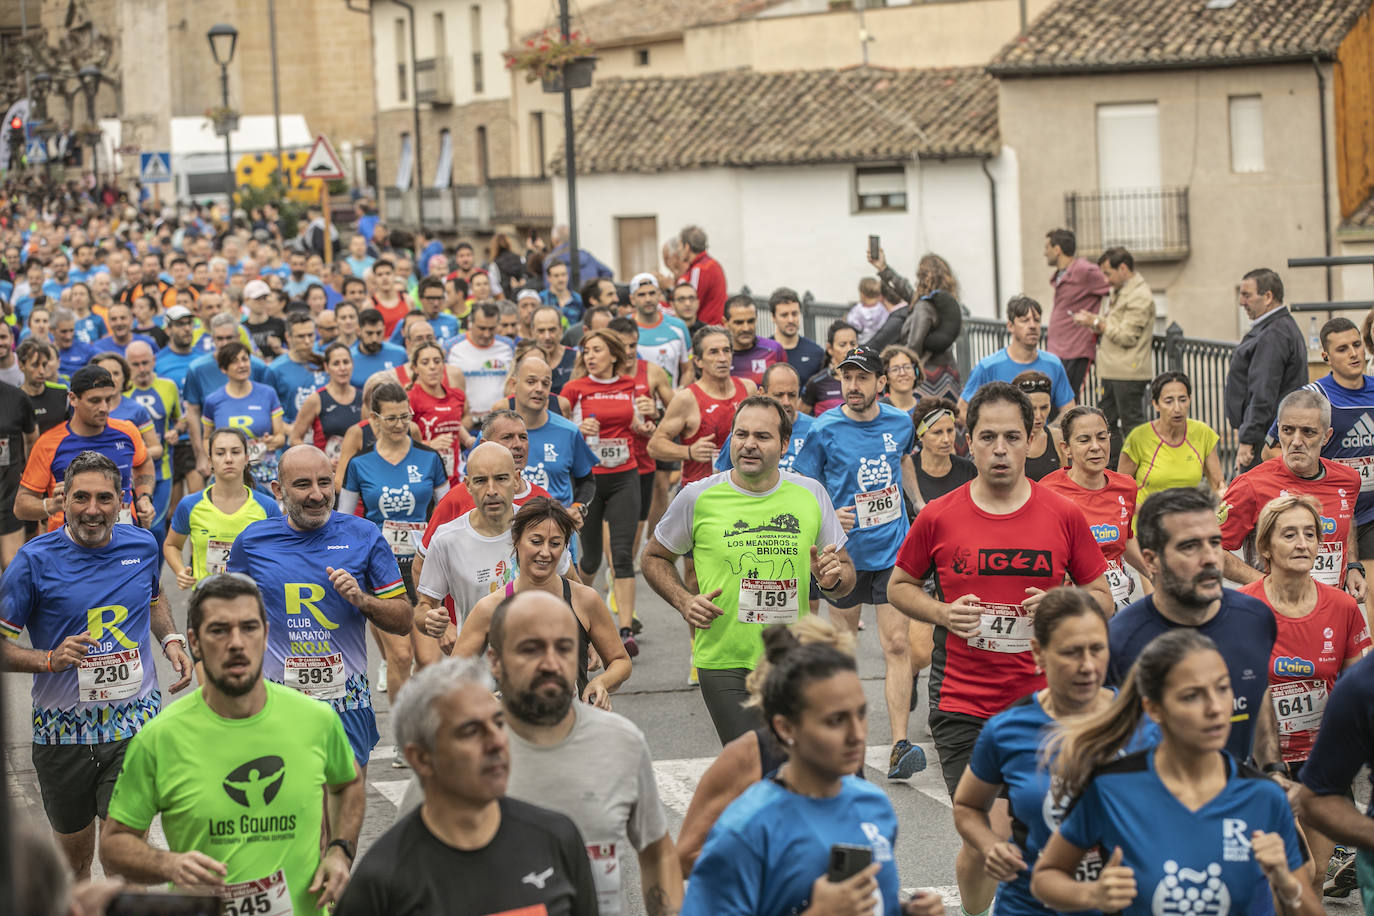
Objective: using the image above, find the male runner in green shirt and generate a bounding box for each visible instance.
[102,573,364,914]
[644,393,856,745]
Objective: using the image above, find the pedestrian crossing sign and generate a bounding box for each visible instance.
[25,140,46,164]
[140,151,171,184]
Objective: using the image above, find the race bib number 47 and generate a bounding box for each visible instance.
[969,602,1033,654]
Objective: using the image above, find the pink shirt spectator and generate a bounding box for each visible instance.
[1047,258,1110,362]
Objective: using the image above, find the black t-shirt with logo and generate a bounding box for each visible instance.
[23,381,68,434]
[243,317,287,359]
[334,798,598,916]
[0,380,37,480]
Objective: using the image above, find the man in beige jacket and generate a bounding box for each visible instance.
[1073,246,1154,466]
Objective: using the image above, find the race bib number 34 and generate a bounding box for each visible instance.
[1312,541,1342,587]
[284,653,345,700]
[737,578,799,624]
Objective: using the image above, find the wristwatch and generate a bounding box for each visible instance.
[1347,561,1366,575]
[327,838,356,861]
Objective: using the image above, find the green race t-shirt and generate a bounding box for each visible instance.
[108,682,357,915]
[654,470,847,669]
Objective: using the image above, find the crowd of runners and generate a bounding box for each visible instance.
[5,184,1374,916]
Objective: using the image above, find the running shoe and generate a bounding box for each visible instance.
[630,616,644,635]
[619,627,640,658]
[888,739,927,779]
[1325,848,1357,898]
[376,659,388,693]
[391,753,409,769]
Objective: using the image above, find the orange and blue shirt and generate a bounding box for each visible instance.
[19,418,149,531]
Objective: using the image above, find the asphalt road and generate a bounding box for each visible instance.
[2,564,1363,915]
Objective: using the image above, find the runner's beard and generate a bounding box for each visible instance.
[502,672,574,725]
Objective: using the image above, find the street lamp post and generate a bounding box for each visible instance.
[207,23,239,208]
[77,65,101,180]
[31,72,51,177]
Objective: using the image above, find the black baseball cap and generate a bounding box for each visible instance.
[836,345,883,375]
[70,365,115,394]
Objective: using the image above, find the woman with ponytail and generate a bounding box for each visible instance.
[677,616,857,873]
[1031,630,1320,916]
[682,624,944,916]
[953,587,1136,916]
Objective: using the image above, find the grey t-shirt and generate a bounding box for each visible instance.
[397,703,669,914]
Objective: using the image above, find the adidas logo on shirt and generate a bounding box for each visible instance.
[1342,413,1374,449]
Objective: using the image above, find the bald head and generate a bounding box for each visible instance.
[466,441,516,477]
[274,445,335,530]
[465,440,519,524]
[125,340,154,361]
[489,589,578,655]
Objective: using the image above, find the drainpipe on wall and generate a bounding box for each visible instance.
[1018,0,1027,34]
[1313,55,1333,301]
[393,0,425,233]
[981,156,1003,317]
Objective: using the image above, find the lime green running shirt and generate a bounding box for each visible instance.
[108,682,357,915]
[169,484,281,580]
[654,470,847,670]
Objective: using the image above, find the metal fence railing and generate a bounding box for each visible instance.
[956,315,1240,472]
[735,287,1241,472]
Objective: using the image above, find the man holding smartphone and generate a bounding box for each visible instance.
[102,573,365,915]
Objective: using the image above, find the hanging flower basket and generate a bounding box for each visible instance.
[540,56,597,93]
[76,124,102,146]
[505,28,596,86]
[205,106,240,138]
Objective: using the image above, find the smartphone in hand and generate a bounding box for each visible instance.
[868,235,881,261]
[828,843,873,882]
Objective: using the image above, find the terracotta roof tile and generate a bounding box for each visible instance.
[554,66,998,175]
[518,0,782,48]
[989,0,1371,75]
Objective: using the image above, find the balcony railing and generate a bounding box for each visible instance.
[385,180,553,230]
[1064,187,1190,261]
[415,57,452,105]
[488,177,553,223]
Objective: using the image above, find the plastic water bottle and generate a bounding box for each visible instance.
[586,412,599,450]
[1309,316,1320,353]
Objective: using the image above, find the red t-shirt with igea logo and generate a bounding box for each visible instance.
[896,481,1107,719]
[1220,456,1360,588]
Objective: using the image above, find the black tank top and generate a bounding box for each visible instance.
[318,386,364,440]
[1025,435,1061,481]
